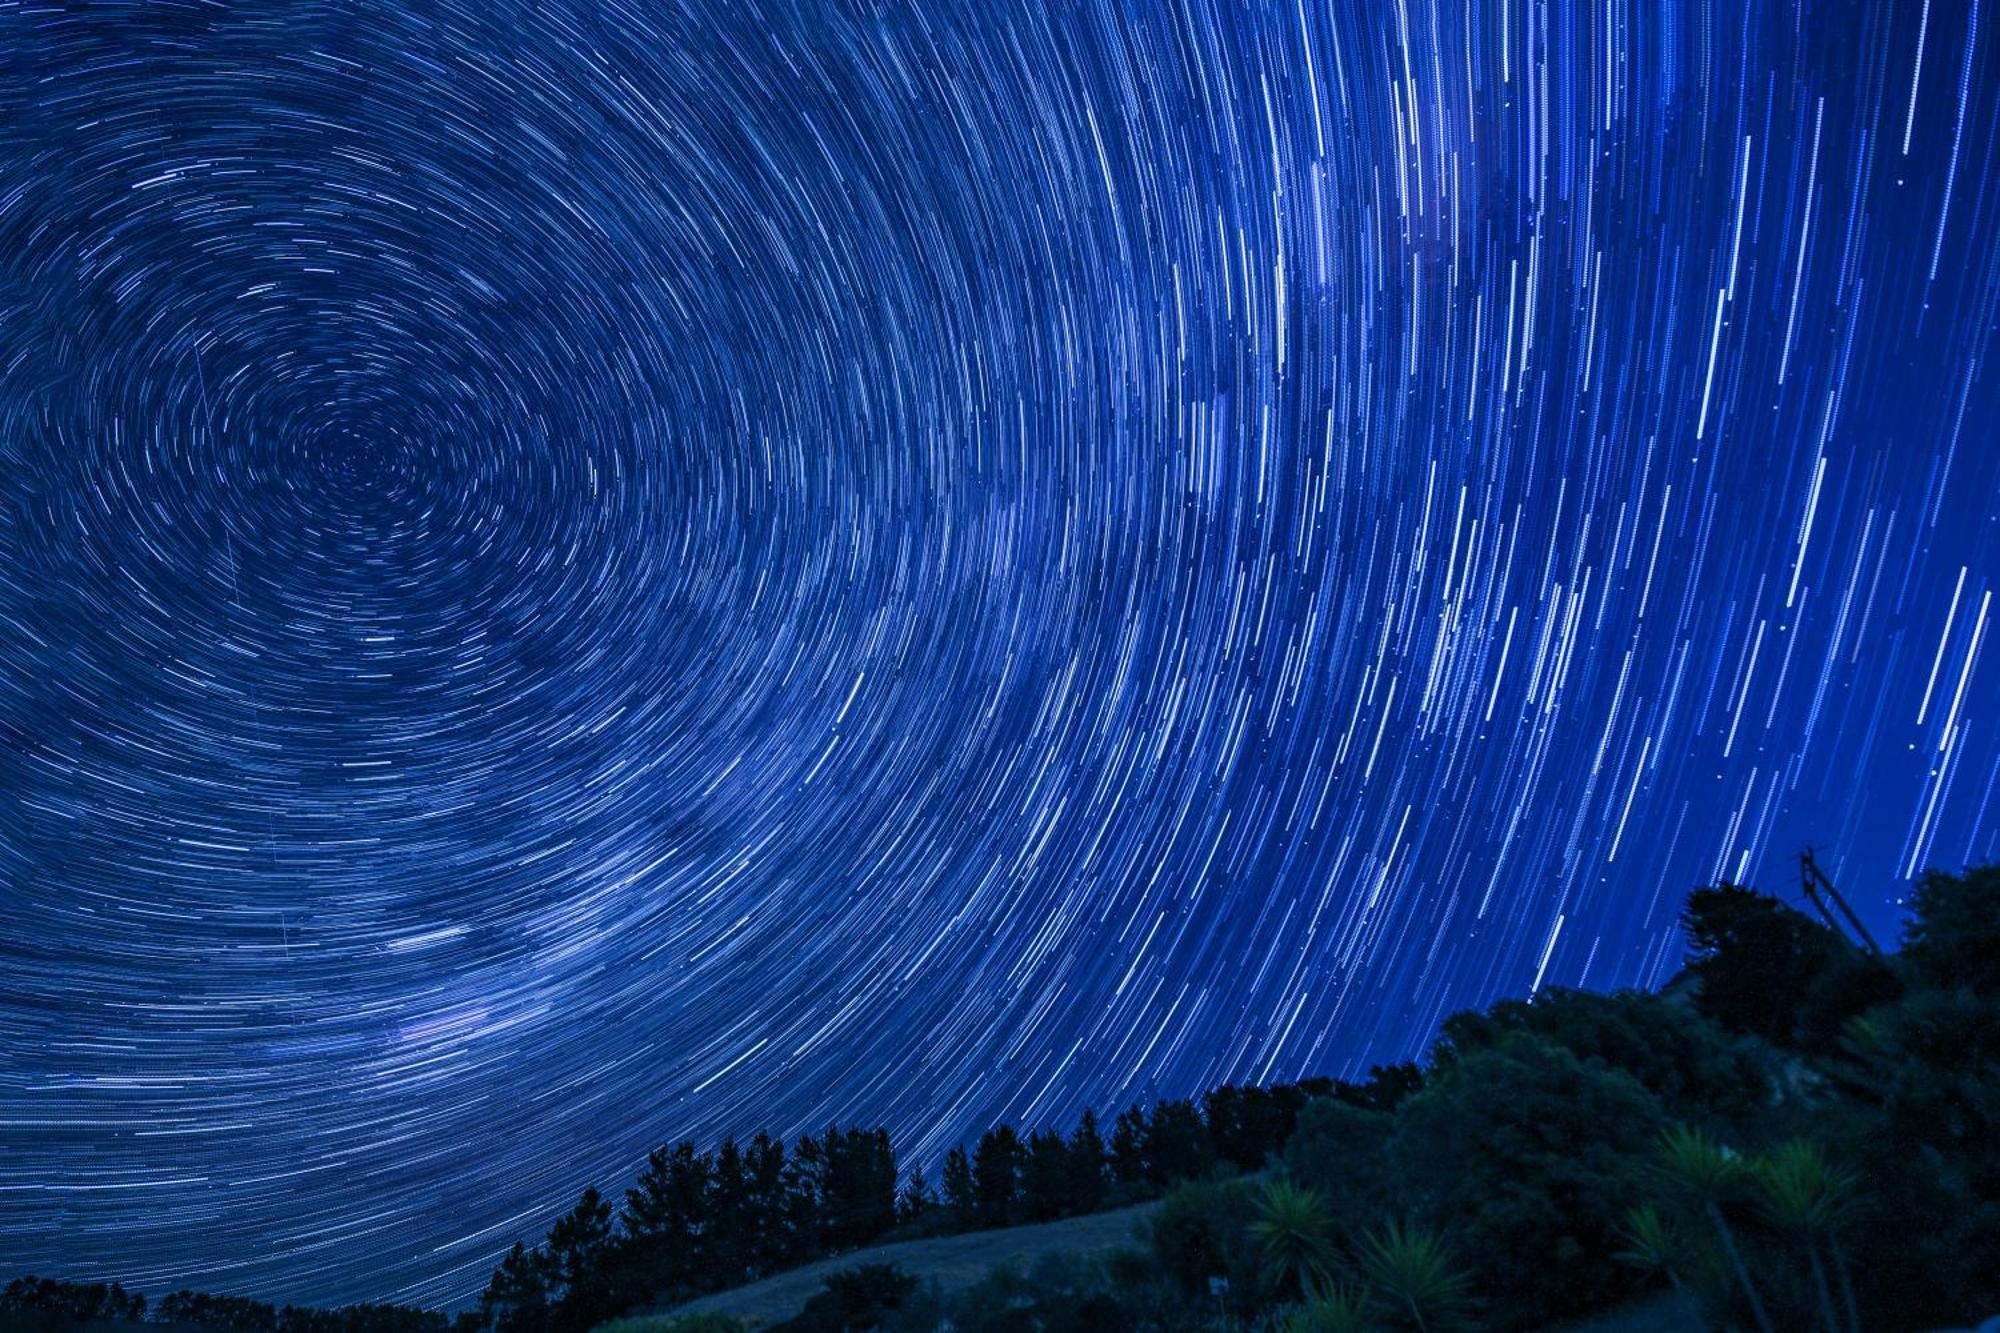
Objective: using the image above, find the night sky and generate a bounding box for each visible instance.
[2,0,1996,1309]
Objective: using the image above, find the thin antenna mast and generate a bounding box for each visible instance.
[1800,848,1883,957]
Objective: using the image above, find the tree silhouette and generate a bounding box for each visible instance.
[1140,1098,1212,1186]
[782,1133,827,1260]
[545,1188,612,1292]
[1109,1106,1148,1183]
[972,1125,1025,1225]
[1903,864,2000,994]
[1020,1129,1072,1221]
[1683,884,1848,1046]
[896,1161,935,1221]
[1753,1141,1860,1333]
[1,1278,147,1324]
[820,1126,897,1249]
[705,1140,752,1287]
[1354,1220,1474,1332]
[1655,1124,1773,1333]
[1206,1084,1301,1172]
[940,1145,976,1225]
[1389,1032,1663,1325]
[1612,1203,1691,1308]
[1249,1178,1334,1301]
[479,1243,549,1333]
[745,1134,789,1272]
[621,1141,709,1297]
[537,1187,616,1331]
[1065,1108,1109,1213]
[1334,1065,1422,1113]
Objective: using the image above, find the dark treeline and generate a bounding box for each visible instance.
[470,1074,1392,1333]
[0,1278,473,1333]
[4,1075,1391,1333]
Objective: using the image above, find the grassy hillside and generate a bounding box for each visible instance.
[612,1202,1159,1331]
[607,1210,1716,1333]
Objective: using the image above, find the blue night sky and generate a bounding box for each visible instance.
[1,0,1996,1309]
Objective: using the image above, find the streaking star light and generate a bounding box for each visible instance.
[1,0,1995,1308]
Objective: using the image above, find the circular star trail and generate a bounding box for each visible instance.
[2,0,1996,1308]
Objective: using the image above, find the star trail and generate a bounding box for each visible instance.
[2,0,1996,1309]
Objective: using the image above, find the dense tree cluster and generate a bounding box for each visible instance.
[476,1079,1340,1333]
[2,1277,148,1326]
[475,1126,903,1331]
[1,1077,1335,1333]
[0,1278,468,1333]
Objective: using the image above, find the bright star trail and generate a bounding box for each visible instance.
[2,0,1996,1309]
